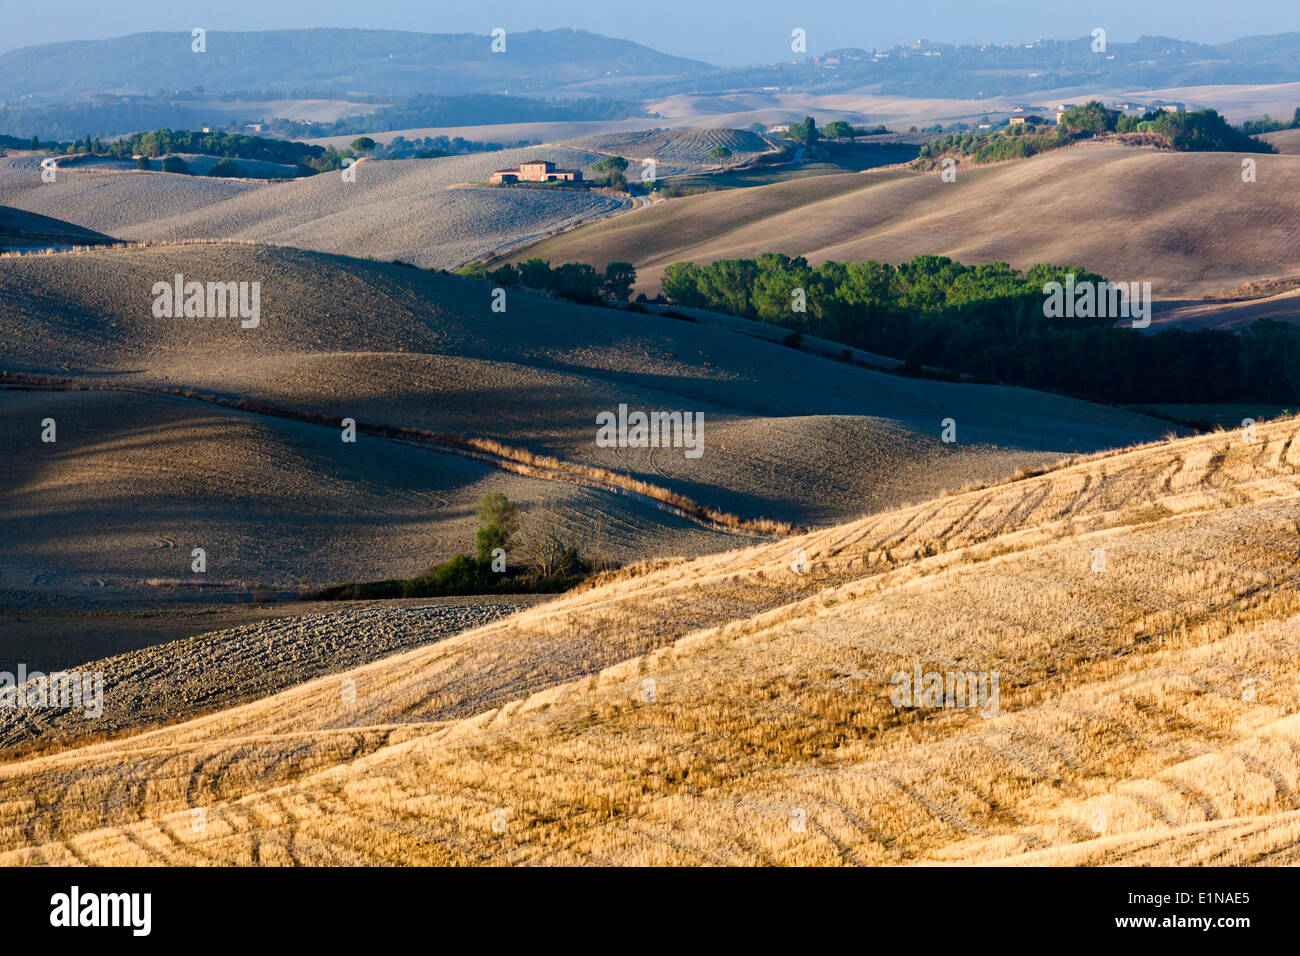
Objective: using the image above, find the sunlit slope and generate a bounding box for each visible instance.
[2,417,1299,864]
[1259,128,1300,154]
[512,144,1300,297]
[0,243,1172,529]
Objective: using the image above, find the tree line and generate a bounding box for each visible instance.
[916,102,1276,170]
[461,258,637,305]
[661,253,1300,406]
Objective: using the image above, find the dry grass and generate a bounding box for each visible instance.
[1,416,1299,865]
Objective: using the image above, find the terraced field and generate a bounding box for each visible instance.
[1,417,1298,864]
[561,128,774,175]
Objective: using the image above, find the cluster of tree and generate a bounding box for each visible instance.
[461,257,637,304]
[1059,101,1276,152]
[97,127,325,164]
[1115,107,1277,152]
[588,155,629,189]
[918,102,1275,169]
[39,127,349,176]
[368,134,538,159]
[917,123,1072,165]
[0,134,54,151]
[782,116,820,145]
[660,253,1300,406]
[1240,108,1300,135]
[268,94,644,140]
[1057,101,1113,133]
[319,494,611,600]
[818,120,890,138]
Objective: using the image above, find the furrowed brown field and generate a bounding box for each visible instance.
[2,415,1299,865]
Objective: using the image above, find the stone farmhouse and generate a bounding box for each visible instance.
[489,160,583,184]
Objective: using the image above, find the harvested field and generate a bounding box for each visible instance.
[0,205,113,251]
[0,600,531,754]
[1,416,1298,864]
[0,156,266,234]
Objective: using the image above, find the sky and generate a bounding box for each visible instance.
[3,0,1299,65]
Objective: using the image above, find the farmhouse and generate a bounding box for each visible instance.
[490,160,582,184]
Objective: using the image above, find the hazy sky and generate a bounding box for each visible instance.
[3,0,1299,64]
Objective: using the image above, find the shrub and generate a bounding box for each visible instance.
[160,155,188,174]
[207,158,242,177]
[475,493,520,563]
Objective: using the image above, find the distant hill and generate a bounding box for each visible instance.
[0,28,717,102]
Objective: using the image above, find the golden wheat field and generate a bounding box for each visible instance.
[2,414,1298,865]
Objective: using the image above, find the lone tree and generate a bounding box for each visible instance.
[350,136,377,155]
[475,493,521,564]
[136,155,152,170]
[602,261,636,301]
[515,503,581,578]
[161,155,188,174]
[784,116,819,145]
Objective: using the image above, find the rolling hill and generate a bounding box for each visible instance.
[510,143,1300,300]
[1,414,1298,864]
[0,241,1176,569]
[0,147,630,270]
[0,385,746,605]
